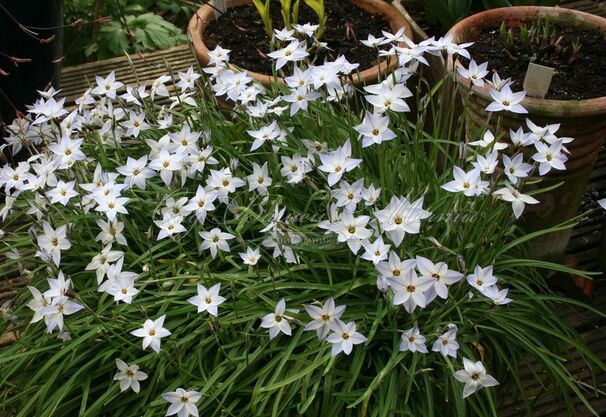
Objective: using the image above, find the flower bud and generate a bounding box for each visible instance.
[457,254,466,271]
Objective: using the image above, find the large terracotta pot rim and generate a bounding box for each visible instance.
[447,6,606,118]
[187,0,413,86]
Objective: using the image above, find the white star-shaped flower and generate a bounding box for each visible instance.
[239,246,261,265]
[485,85,527,114]
[267,40,309,70]
[493,186,539,219]
[260,298,292,340]
[318,140,362,186]
[432,325,459,357]
[130,315,171,353]
[400,326,428,353]
[46,180,78,206]
[303,297,346,340]
[454,358,499,398]
[162,388,201,417]
[114,359,148,393]
[199,228,235,258]
[326,320,367,356]
[91,71,123,99]
[390,269,434,313]
[361,237,391,265]
[354,111,397,147]
[457,59,489,87]
[466,265,498,296]
[187,283,226,316]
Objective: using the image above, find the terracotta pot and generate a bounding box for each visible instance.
[187,0,413,86]
[447,6,606,261]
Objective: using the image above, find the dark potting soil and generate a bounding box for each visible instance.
[468,24,606,100]
[203,0,392,74]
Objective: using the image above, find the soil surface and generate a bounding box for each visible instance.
[467,23,606,100]
[204,0,392,74]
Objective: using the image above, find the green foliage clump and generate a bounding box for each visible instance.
[91,12,187,58]
[0,33,604,417]
[63,0,191,64]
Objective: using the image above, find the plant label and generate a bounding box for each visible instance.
[214,0,227,19]
[523,63,554,99]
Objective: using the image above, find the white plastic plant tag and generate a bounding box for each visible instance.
[523,62,555,99]
[214,0,227,19]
